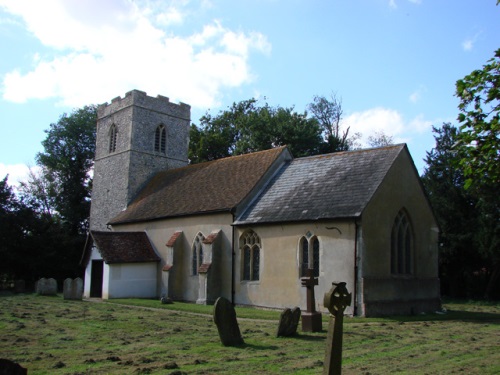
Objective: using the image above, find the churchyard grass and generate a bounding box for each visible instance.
[0,294,498,374]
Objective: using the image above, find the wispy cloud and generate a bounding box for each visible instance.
[462,31,482,52]
[0,0,271,109]
[409,85,427,104]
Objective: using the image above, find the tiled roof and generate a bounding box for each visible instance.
[165,231,182,247]
[234,144,406,225]
[110,147,287,224]
[88,231,160,264]
[203,230,220,244]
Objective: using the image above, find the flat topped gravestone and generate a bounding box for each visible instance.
[301,268,322,332]
[36,278,57,296]
[213,297,244,346]
[276,307,301,337]
[323,282,352,375]
[63,278,83,300]
[0,358,28,375]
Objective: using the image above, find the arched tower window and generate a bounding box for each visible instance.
[109,124,117,153]
[192,232,205,275]
[155,124,166,154]
[300,234,320,277]
[241,230,261,281]
[391,209,414,275]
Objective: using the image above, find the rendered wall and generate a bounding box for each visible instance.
[114,212,233,303]
[105,263,158,299]
[359,149,440,316]
[233,221,357,315]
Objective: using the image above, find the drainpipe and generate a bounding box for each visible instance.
[353,219,359,316]
[231,214,235,305]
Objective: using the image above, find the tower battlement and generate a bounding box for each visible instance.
[97,89,190,121]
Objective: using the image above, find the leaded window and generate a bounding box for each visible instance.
[155,124,166,153]
[192,232,204,275]
[241,230,261,281]
[391,209,413,275]
[300,234,320,277]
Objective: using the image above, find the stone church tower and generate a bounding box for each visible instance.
[90,90,190,231]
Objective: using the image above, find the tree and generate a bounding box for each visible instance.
[367,131,394,148]
[421,124,484,297]
[455,48,500,299]
[455,49,499,190]
[308,93,358,152]
[36,105,97,235]
[189,99,322,163]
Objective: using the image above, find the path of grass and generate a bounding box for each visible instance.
[0,294,498,374]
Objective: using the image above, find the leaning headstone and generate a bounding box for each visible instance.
[277,307,301,337]
[213,297,244,346]
[36,278,57,296]
[63,278,83,300]
[13,280,25,294]
[0,358,28,375]
[323,282,352,375]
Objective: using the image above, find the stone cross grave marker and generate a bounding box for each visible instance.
[213,296,244,346]
[276,306,301,337]
[36,277,57,296]
[63,278,84,300]
[300,268,322,332]
[323,282,352,375]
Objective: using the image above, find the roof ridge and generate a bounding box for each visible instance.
[294,143,406,161]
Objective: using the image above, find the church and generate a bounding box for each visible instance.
[81,90,441,317]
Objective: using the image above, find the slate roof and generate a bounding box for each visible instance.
[110,147,287,225]
[234,144,406,225]
[84,231,160,264]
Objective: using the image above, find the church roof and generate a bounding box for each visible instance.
[234,144,406,225]
[109,147,288,225]
[83,231,160,264]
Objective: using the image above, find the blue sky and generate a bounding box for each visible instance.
[1,0,499,186]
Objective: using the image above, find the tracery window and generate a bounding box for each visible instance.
[109,124,117,153]
[192,232,205,275]
[241,230,261,281]
[391,209,413,275]
[155,124,166,153]
[300,234,320,277]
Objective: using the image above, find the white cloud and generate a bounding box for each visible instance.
[0,163,32,188]
[409,85,426,103]
[0,0,271,109]
[462,31,482,52]
[344,107,432,148]
[389,0,397,9]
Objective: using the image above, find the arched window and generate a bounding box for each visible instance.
[109,124,117,153]
[192,232,204,275]
[155,124,166,153]
[241,230,261,281]
[300,234,320,277]
[391,209,413,275]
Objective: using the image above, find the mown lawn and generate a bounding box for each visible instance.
[0,294,498,374]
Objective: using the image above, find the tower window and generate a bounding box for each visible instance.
[109,124,117,153]
[155,125,166,154]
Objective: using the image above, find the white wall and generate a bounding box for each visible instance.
[105,263,158,299]
[83,246,102,298]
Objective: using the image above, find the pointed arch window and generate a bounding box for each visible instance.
[155,124,166,154]
[391,209,414,275]
[192,232,205,275]
[241,230,261,281]
[300,234,320,277]
[109,124,117,153]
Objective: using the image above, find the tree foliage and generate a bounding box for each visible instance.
[189,98,322,163]
[455,49,500,190]
[35,105,97,234]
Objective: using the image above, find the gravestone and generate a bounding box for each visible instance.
[276,307,301,337]
[0,358,28,375]
[323,282,352,375]
[63,278,83,300]
[36,278,57,296]
[213,297,244,346]
[301,268,322,332]
[13,280,25,294]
